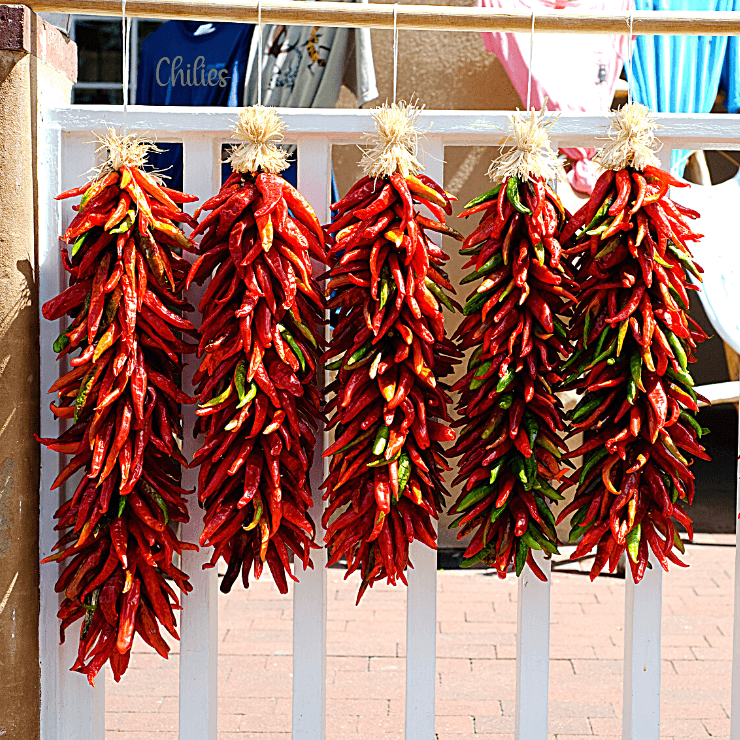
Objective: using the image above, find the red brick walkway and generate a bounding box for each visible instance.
[104,533,734,739]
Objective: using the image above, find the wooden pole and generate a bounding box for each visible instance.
[23,0,740,35]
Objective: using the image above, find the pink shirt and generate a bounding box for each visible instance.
[477,0,633,192]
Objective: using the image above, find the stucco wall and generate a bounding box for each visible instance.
[0,8,75,737]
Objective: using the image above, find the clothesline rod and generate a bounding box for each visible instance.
[23,0,740,36]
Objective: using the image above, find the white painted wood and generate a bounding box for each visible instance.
[178,134,221,740]
[404,135,444,740]
[57,137,107,740]
[515,550,551,740]
[43,108,740,151]
[622,147,672,740]
[39,107,740,740]
[405,537,438,740]
[622,553,662,740]
[512,136,560,740]
[39,131,106,740]
[731,380,740,738]
[38,119,64,740]
[24,0,740,36]
[292,136,330,740]
[694,380,739,406]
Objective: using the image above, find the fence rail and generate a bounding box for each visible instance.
[39,107,740,740]
[24,0,740,35]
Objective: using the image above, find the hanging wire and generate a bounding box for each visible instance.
[122,0,129,133]
[626,9,634,106]
[392,4,399,104]
[526,9,535,111]
[257,0,263,106]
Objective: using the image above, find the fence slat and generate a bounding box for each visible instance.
[179,134,221,740]
[405,537,438,740]
[512,142,562,740]
[622,147,672,740]
[39,131,105,740]
[623,554,662,740]
[292,135,331,740]
[515,550,551,739]
[405,136,444,740]
[730,379,740,736]
[38,121,63,740]
[44,108,740,152]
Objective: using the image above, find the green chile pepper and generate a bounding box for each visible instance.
[464,184,501,210]
[505,177,531,215]
[74,369,96,423]
[630,351,645,392]
[201,381,232,409]
[666,330,689,372]
[496,371,515,393]
[345,341,373,369]
[626,524,641,564]
[515,538,529,576]
[425,278,455,312]
[373,425,390,456]
[456,482,495,512]
[53,331,71,353]
[488,457,505,484]
[109,209,136,235]
[278,325,307,372]
[460,252,503,285]
[397,452,411,494]
[583,193,615,232]
[579,447,609,486]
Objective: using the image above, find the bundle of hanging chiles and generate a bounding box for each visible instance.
[449,170,574,579]
[187,110,327,594]
[38,134,199,684]
[322,108,461,601]
[558,152,709,581]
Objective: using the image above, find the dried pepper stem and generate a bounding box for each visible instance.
[322,102,461,602]
[449,110,572,578]
[39,129,199,684]
[188,107,326,593]
[559,103,709,581]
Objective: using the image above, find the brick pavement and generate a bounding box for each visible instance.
[104,533,734,739]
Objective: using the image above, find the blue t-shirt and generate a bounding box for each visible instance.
[136,21,253,189]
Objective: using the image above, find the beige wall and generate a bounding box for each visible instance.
[0,8,75,737]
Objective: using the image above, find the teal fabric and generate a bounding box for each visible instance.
[721,37,740,115]
[629,0,740,174]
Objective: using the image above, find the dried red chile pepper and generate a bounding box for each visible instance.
[188,149,327,594]
[322,169,461,603]
[39,142,199,685]
[560,161,709,581]
[449,173,573,578]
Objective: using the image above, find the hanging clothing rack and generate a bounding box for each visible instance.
[23,0,740,35]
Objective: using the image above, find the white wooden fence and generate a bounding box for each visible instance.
[38,106,740,740]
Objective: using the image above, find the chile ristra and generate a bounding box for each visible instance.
[558,104,710,581]
[187,108,327,594]
[38,133,199,684]
[322,103,462,602]
[449,137,574,578]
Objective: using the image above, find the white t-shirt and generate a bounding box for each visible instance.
[677,171,740,354]
[242,0,378,108]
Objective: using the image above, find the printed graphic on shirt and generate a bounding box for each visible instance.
[155,56,230,88]
[265,25,332,94]
[305,27,331,71]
